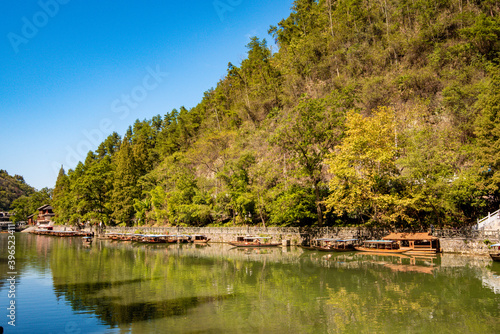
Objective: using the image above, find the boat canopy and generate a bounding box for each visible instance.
[491,243,500,247]
[364,240,397,243]
[336,239,358,242]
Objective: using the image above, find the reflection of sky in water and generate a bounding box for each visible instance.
[0,268,118,334]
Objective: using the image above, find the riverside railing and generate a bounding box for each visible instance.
[476,209,500,230]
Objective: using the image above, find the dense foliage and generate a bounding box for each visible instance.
[0,169,53,222]
[9,187,52,223]
[0,169,35,211]
[52,0,500,228]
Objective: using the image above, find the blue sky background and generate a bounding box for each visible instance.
[0,0,293,190]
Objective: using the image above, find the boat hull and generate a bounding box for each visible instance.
[193,239,210,244]
[355,246,407,253]
[490,253,500,262]
[316,246,355,252]
[399,247,441,254]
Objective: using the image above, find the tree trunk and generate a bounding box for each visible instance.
[314,182,323,227]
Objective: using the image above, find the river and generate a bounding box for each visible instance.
[1,233,499,333]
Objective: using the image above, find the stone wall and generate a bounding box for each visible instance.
[97,226,500,255]
[440,238,497,255]
[102,226,305,244]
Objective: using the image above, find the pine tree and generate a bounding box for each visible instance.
[52,166,72,224]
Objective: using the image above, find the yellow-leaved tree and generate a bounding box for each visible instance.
[325,107,415,226]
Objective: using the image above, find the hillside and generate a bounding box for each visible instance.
[0,169,35,211]
[52,0,500,228]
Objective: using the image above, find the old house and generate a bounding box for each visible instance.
[36,204,55,226]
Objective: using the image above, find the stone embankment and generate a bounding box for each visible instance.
[93,226,500,255]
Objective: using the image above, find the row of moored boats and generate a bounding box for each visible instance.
[30,229,94,237]
[300,233,500,261]
[103,233,211,244]
[29,229,500,261]
[300,232,443,254]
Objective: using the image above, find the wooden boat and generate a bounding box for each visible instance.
[139,234,167,243]
[355,240,408,253]
[300,238,340,250]
[192,234,211,243]
[177,235,193,243]
[382,232,442,253]
[107,233,124,240]
[82,236,93,244]
[229,236,280,247]
[315,238,358,252]
[31,229,92,237]
[489,243,500,262]
[119,233,141,241]
[161,235,193,243]
[165,235,179,243]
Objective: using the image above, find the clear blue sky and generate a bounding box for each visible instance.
[0,0,293,191]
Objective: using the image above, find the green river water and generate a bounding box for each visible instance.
[1,233,499,333]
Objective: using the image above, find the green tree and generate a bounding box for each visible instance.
[52,166,73,224]
[398,121,463,227]
[0,170,35,211]
[111,138,139,225]
[268,185,317,226]
[38,1,500,229]
[217,153,256,225]
[474,65,500,211]
[10,187,52,222]
[271,92,349,226]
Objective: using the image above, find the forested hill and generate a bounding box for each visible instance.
[52,0,500,229]
[0,170,35,211]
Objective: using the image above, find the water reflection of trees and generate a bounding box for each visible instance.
[10,235,500,333]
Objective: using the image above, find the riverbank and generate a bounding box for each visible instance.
[76,226,500,256]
